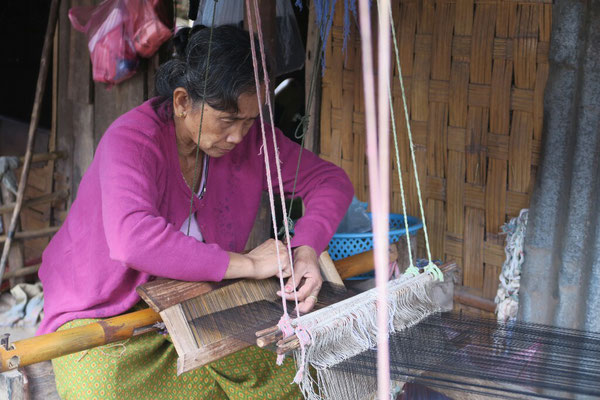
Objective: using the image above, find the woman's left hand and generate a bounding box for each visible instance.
[276,245,322,314]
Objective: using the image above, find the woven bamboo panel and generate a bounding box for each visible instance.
[319,0,551,300]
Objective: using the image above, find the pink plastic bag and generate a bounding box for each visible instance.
[69,0,171,85]
[131,0,172,58]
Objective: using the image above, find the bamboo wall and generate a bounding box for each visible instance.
[319,0,551,300]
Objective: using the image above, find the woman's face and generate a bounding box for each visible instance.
[176,89,262,158]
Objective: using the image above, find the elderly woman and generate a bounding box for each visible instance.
[38,25,353,399]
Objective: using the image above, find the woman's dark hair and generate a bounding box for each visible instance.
[155,25,270,113]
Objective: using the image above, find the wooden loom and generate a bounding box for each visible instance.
[136,250,388,374]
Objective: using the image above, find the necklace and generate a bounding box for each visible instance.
[182,154,209,199]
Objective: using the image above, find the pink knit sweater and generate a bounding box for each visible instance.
[37,98,353,334]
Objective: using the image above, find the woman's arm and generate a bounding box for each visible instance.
[97,124,290,282]
[264,126,354,255]
[263,126,354,312]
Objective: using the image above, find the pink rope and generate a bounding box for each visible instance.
[246,0,310,371]
[357,0,392,398]
[250,0,301,316]
[244,0,290,320]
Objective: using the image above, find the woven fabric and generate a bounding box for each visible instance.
[52,314,301,400]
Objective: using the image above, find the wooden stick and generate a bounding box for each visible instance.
[18,151,67,166]
[2,264,40,280]
[276,338,299,355]
[0,0,61,282]
[0,308,161,372]
[0,190,69,215]
[0,227,60,244]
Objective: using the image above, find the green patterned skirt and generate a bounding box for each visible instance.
[52,308,302,400]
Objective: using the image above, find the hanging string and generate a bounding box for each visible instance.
[185,0,219,236]
[248,0,301,315]
[248,1,313,375]
[244,2,301,356]
[388,1,442,282]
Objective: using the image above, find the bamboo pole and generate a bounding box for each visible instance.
[0,0,61,282]
[0,308,161,372]
[0,249,402,370]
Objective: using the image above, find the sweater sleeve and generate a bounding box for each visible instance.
[263,126,354,254]
[97,124,229,282]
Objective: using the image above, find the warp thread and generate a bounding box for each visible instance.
[294,272,440,400]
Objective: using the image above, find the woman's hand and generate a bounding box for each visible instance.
[225,239,291,280]
[277,245,322,314]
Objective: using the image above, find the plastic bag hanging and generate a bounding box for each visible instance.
[69,0,172,86]
[69,0,139,85]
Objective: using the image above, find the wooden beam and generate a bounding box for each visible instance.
[0,227,60,244]
[454,285,496,313]
[0,190,69,215]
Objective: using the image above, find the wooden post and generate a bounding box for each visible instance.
[243,0,278,250]
[303,0,322,154]
[1,186,25,286]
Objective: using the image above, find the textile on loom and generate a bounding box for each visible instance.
[136,252,350,375]
[298,311,600,400]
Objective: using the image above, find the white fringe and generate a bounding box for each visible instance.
[293,273,440,400]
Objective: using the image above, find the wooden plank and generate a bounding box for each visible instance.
[508,111,533,192]
[304,0,322,154]
[485,158,507,236]
[465,107,488,185]
[447,126,466,152]
[93,70,146,147]
[426,199,445,259]
[449,62,469,128]
[454,0,474,36]
[430,2,454,81]
[506,190,530,217]
[463,207,484,290]
[410,34,431,122]
[397,1,417,77]
[511,88,534,113]
[489,59,512,135]
[137,279,236,313]
[470,3,496,85]
[464,183,485,210]
[484,241,506,267]
[495,2,516,39]
[55,0,75,224]
[483,264,501,299]
[427,103,448,178]
[446,150,465,236]
[467,84,491,107]
[319,84,332,156]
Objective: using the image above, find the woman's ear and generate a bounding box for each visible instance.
[172,88,191,117]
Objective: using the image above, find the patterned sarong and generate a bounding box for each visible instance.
[52,306,302,400]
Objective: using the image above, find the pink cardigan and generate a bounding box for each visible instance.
[37,98,353,334]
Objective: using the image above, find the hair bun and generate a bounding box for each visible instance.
[173,25,208,57]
